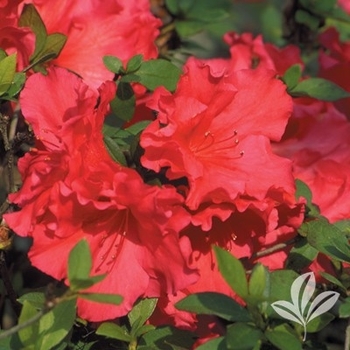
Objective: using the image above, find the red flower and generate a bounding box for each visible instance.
[319,27,350,118]
[140,57,295,212]
[4,67,198,321]
[274,100,350,223]
[0,0,34,70]
[21,0,161,88]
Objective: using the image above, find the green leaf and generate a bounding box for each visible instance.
[67,239,92,287]
[165,0,181,15]
[128,298,158,327]
[339,297,350,318]
[196,336,226,350]
[35,33,67,61]
[137,59,181,91]
[2,72,26,99]
[295,179,320,218]
[18,292,45,309]
[0,50,7,62]
[226,323,263,350]
[213,246,248,299]
[96,322,132,342]
[125,121,151,135]
[37,298,76,350]
[19,4,47,57]
[175,292,251,322]
[306,312,334,333]
[0,53,17,96]
[111,82,136,122]
[69,275,106,291]
[301,218,350,263]
[103,135,128,166]
[126,54,143,73]
[103,55,124,74]
[248,264,270,303]
[295,9,321,31]
[265,324,302,350]
[78,292,123,305]
[290,78,350,101]
[286,238,318,271]
[267,270,300,316]
[138,326,196,350]
[134,324,156,338]
[282,64,302,90]
[18,300,40,347]
[319,272,346,292]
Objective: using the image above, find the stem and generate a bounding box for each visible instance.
[303,323,307,342]
[128,339,137,350]
[0,251,21,317]
[0,309,44,340]
[252,238,297,259]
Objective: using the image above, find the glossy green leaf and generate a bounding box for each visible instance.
[306,312,334,333]
[18,300,39,347]
[290,78,350,101]
[319,272,346,292]
[196,336,226,350]
[128,298,158,327]
[2,72,26,99]
[103,135,128,166]
[295,179,320,218]
[19,4,47,57]
[35,33,67,61]
[295,10,321,30]
[282,64,302,90]
[18,292,45,309]
[138,326,196,350]
[213,246,248,299]
[165,0,181,15]
[175,292,251,322]
[265,324,302,350]
[103,55,124,74]
[126,54,143,73]
[0,53,17,95]
[78,292,123,305]
[134,324,156,338]
[111,82,135,122]
[226,323,263,350]
[0,49,7,61]
[67,239,92,286]
[37,298,76,350]
[339,297,350,318]
[137,59,181,91]
[248,264,270,303]
[301,218,350,263]
[286,238,318,271]
[69,275,106,291]
[126,121,151,135]
[96,322,131,342]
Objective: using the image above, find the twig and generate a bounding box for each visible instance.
[252,238,297,259]
[0,251,21,317]
[0,309,45,340]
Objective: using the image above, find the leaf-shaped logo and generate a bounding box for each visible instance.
[271,272,339,341]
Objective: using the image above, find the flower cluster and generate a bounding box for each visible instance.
[1,0,350,348]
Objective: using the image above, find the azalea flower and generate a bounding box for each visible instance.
[4,67,198,321]
[19,0,161,88]
[274,99,350,223]
[140,57,295,212]
[318,27,350,118]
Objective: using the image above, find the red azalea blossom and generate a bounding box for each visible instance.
[319,27,350,118]
[274,99,350,223]
[20,0,161,88]
[4,67,198,321]
[140,57,295,211]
